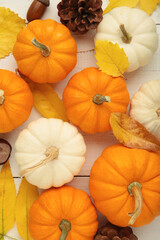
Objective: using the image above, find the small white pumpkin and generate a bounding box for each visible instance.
[15,118,86,189]
[95,7,158,72]
[130,79,160,139]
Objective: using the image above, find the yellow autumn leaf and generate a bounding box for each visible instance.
[31,82,69,122]
[103,0,139,15]
[95,40,129,77]
[103,0,159,15]
[17,70,69,122]
[0,7,25,58]
[138,0,158,15]
[0,162,16,240]
[16,178,39,240]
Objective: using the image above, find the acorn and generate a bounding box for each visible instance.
[0,139,12,165]
[27,0,50,22]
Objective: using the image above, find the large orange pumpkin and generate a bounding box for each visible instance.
[89,144,160,227]
[0,69,33,133]
[13,19,77,83]
[63,67,130,134]
[29,185,98,240]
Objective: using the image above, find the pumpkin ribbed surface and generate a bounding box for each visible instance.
[13,19,77,83]
[63,67,130,134]
[0,69,33,133]
[130,79,160,140]
[29,186,98,240]
[89,144,160,227]
[15,118,86,189]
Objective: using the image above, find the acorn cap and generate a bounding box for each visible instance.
[38,0,50,7]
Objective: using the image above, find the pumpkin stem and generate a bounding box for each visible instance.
[31,38,50,57]
[93,94,111,105]
[128,182,142,225]
[20,146,59,176]
[0,89,5,105]
[59,219,71,240]
[120,24,132,44]
[156,107,160,117]
[45,146,59,160]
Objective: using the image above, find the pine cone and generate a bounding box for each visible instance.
[94,222,138,240]
[57,0,103,34]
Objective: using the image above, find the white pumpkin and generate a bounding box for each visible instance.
[95,7,158,72]
[15,118,86,189]
[130,79,160,139]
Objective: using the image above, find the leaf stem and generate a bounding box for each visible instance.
[122,74,127,81]
[0,234,19,240]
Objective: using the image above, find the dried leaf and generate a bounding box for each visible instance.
[17,70,69,122]
[110,112,160,151]
[0,162,16,239]
[103,0,139,15]
[103,0,159,15]
[16,178,39,240]
[0,7,25,58]
[95,40,129,77]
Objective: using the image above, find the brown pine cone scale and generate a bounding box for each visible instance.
[94,222,138,240]
[57,0,103,34]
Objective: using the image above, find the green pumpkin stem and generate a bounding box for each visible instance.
[93,94,111,105]
[156,107,160,117]
[128,182,142,225]
[0,89,5,105]
[31,38,50,57]
[120,24,132,44]
[59,219,71,240]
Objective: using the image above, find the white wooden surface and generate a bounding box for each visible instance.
[0,0,160,239]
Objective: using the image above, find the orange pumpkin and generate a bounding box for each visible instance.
[29,185,98,240]
[0,69,33,133]
[89,144,160,227]
[63,67,130,134]
[13,19,77,83]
